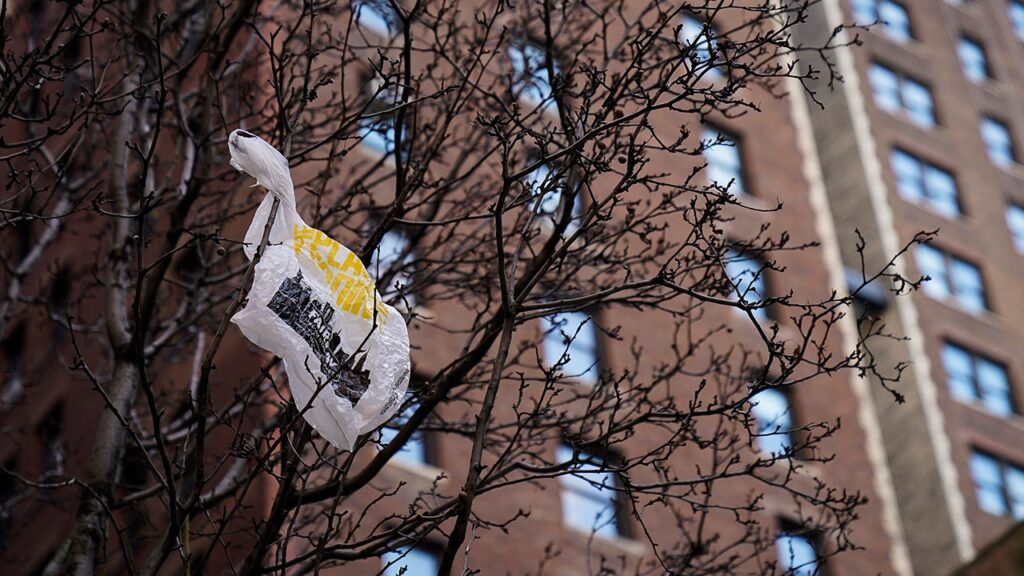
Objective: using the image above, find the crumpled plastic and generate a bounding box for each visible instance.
[227,129,410,450]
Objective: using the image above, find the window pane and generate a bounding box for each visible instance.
[679,15,721,78]
[970,451,1008,516]
[510,42,556,109]
[869,64,901,113]
[922,164,959,217]
[379,396,428,464]
[356,0,396,36]
[542,312,598,385]
[957,38,989,82]
[751,389,793,455]
[776,533,819,576]
[382,546,438,576]
[851,0,878,24]
[1007,465,1024,520]
[891,149,923,202]
[915,245,950,298]
[901,79,934,127]
[725,249,767,319]
[704,127,745,193]
[949,257,985,312]
[373,230,413,303]
[1006,204,1024,253]
[878,0,910,41]
[977,358,1012,416]
[941,343,977,404]
[1011,1,1024,40]
[558,445,619,537]
[981,118,1015,166]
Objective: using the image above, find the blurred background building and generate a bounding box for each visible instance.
[5,0,1024,575]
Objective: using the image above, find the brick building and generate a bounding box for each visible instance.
[3,0,1024,575]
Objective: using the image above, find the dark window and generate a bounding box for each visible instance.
[39,404,66,477]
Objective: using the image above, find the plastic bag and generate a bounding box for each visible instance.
[227,129,410,450]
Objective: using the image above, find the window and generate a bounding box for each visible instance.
[890,149,960,217]
[1011,0,1024,40]
[981,117,1016,167]
[379,393,430,465]
[725,248,768,320]
[851,0,911,41]
[703,126,746,194]
[527,162,582,227]
[969,451,1024,519]
[557,444,622,538]
[776,525,822,576]
[509,41,559,110]
[958,37,991,83]
[942,343,1013,415]
[0,458,14,550]
[382,545,438,576]
[679,15,722,78]
[914,244,986,312]
[1006,203,1024,252]
[359,78,402,157]
[868,63,935,127]
[372,228,414,305]
[541,311,598,385]
[355,0,397,36]
[750,388,793,455]
[1,322,25,407]
[39,404,65,477]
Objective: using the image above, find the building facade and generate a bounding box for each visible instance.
[3,0,1024,575]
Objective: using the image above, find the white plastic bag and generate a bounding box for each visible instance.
[227,129,410,450]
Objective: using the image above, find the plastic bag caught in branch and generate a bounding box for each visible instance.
[227,129,411,450]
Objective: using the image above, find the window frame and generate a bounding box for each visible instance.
[957,36,991,83]
[851,0,912,42]
[941,341,1015,416]
[775,519,827,576]
[981,116,1017,167]
[678,13,724,79]
[889,148,961,218]
[868,62,936,127]
[915,244,987,313]
[969,449,1024,519]
[381,541,440,576]
[1005,202,1024,253]
[1010,0,1024,41]
[750,387,796,456]
[358,75,407,159]
[508,38,561,112]
[354,0,399,37]
[556,442,628,539]
[724,246,771,320]
[703,125,749,196]
[540,308,601,386]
